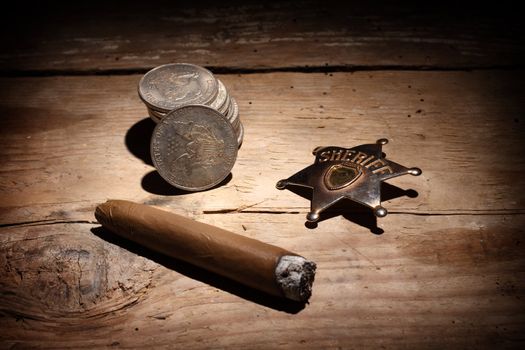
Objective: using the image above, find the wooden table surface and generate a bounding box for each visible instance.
[1,2,524,349]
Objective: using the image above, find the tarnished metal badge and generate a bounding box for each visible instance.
[276,139,422,222]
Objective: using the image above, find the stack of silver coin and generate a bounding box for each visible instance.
[137,63,242,192]
[138,63,243,147]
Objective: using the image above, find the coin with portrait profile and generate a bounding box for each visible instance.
[139,63,219,113]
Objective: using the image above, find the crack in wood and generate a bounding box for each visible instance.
[0,220,98,229]
[203,209,302,214]
[203,208,525,216]
[389,210,525,216]
[76,252,83,307]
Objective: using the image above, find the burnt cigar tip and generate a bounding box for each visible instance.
[275,256,317,302]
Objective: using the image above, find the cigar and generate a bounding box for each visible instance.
[95,200,316,303]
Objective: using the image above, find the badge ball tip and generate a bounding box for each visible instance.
[408,167,422,176]
[276,180,287,190]
[306,211,320,222]
[374,206,388,218]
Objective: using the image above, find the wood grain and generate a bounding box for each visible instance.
[0,71,523,223]
[1,1,523,73]
[1,216,524,349]
[0,71,524,348]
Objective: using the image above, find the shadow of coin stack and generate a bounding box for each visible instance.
[138,63,242,192]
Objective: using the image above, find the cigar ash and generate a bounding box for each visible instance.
[275,255,316,302]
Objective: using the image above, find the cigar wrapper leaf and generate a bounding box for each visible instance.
[95,200,316,302]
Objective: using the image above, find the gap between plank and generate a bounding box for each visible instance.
[1,64,524,78]
[0,210,523,229]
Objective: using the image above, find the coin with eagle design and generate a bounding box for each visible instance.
[151,105,238,191]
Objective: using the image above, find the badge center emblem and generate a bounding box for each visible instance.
[324,163,362,190]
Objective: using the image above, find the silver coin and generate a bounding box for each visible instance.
[150,114,161,124]
[226,97,238,123]
[149,117,158,124]
[237,122,244,147]
[218,90,231,115]
[232,116,241,132]
[223,96,233,117]
[148,107,165,123]
[149,106,166,117]
[230,105,240,129]
[230,101,240,126]
[139,63,219,112]
[151,105,238,191]
[209,79,228,111]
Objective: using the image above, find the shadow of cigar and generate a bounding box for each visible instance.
[90,226,306,314]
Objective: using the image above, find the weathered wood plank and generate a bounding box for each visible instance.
[1,1,523,72]
[1,214,524,349]
[1,70,524,348]
[0,71,523,225]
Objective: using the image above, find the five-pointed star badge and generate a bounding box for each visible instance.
[276,139,422,222]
